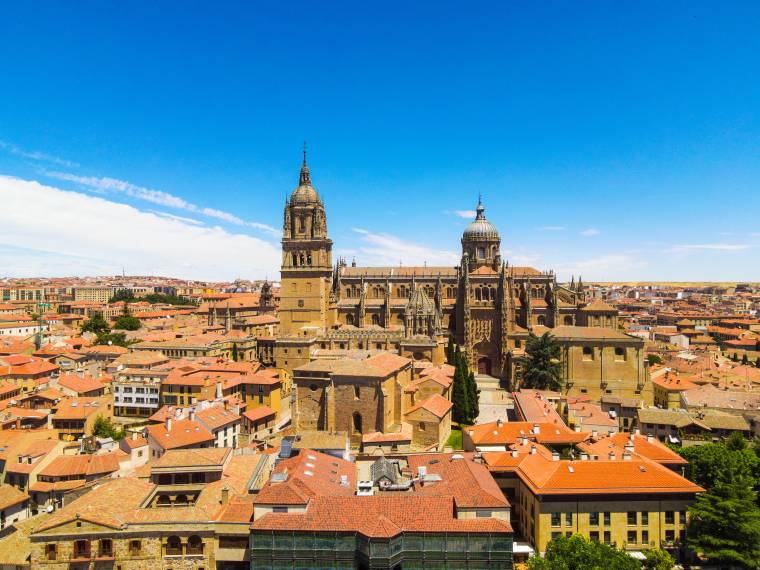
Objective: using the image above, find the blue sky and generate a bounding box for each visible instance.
[1,2,759,281]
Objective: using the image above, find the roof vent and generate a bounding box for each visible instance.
[339,474,349,487]
[639,465,646,472]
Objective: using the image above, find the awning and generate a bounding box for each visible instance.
[628,551,646,560]
[513,542,535,554]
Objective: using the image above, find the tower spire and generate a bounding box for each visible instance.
[299,141,311,186]
[475,194,485,220]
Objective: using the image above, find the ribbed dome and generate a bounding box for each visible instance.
[406,285,436,315]
[290,153,322,205]
[462,201,499,241]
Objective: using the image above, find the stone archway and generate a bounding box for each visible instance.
[477,357,492,375]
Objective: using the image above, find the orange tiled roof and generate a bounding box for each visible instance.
[57,373,105,394]
[145,418,215,451]
[404,394,452,419]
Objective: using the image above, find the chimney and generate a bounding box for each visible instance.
[221,485,229,505]
[608,451,616,461]
[624,441,635,454]
[132,431,138,441]
[574,425,581,432]
[530,445,537,455]
[622,451,632,461]
[580,453,589,461]
[591,429,598,439]
[216,381,222,400]
[165,417,172,431]
[634,428,641,436]
[189,408,196,422]
[496,418,503,428]
[532,423,540,434]
[511,449,518,458]
[521,436,528,446]
[551,451,560,461]
[646,434,654,443]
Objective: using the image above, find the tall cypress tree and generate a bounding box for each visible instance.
[446,336,456,365]
[467,369,479,423]
[451,346,470,424]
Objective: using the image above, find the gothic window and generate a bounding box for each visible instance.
[475,288,482,301]
[165,536,182,556]
[373,287,380,297]
[537,315,546,326]
[292,253,298,267]
[483,287,490,301]
[447,287,454,298]
[346,288,351,297]
[298,216,305,233]
[399,286,407,298]
[346,314,354,325]
[307,252,312,265]
[354,385,361,399]
[187,535,204,555]
[371,314,380,326]
[299,253,305,266]
[478,247,486,259]
[352,412,362,434]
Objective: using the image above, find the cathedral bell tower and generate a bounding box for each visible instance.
[461,197,501,270]
[279,147,334,334]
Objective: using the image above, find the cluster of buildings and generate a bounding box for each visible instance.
[0,155,756,568]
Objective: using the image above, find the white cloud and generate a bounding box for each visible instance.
[553,254,646,281]
[44,170,280,237]
[0,140,79,168]
[538,226,566,231]
[148,210,204,226]
[666,244,750,253]
[580,228,600,237]
[351,228,459,267]
[452,210,476,219]
[0,175,280,281]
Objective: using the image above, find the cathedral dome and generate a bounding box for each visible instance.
[462,200,499,241]
[290,151,322,205]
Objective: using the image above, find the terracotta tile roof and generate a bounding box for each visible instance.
[581,299,617,312]
[256,449,356,506]
[515,453,704,495]
[194,407,241,431]
[406,454,509,509]
[296,352,410,378]
[0,484,29,512]
[121,434,148,449]
[152,447,231,469]
[548,325,639,341]
[57,373,104,394]
[419,363,455,377]
[652,371,699,392]
[467,420,587,447]
[52,397,107,420]
[578,433,687,465]
[145,418,215,451]
[0,355,59,377]
[38,453,120,478]
[404,394,452,419]
[362,423,413,444]
[252,495,512,537]
[242,405,276,423]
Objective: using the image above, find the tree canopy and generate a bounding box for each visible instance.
[448,341,479,425]
[109,288,195,306]
[91,415,126,440]
[521,332,563,391]
[675,438,760,568]
[81,312,110,335]
[527,534,640,570]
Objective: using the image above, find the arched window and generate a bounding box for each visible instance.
[537,315,546,326]
[447,287,454,298]
[483,287,490,301]
[306,252,312,265]
[174,494,189,506]
[346,314,354,326]
[292,253,298,267]
[346,288,351,297]
[399,286,407,298]
[156,494,171,507]
[371,314,380,326]
[475,288,482,301]
[478,247,486,259]
[298,216,305,233]
[352,412,362,434]
[564,316,573,325]
[165,536,182,556]
[187,535,203,555]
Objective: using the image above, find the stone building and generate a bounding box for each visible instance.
[274,153,649,400]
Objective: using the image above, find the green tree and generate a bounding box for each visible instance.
[114,315,141,330]
[678,441,758,490]
[467,369,479,422]
[95,331,131,347]
[731,352,739,362]
[91,415,126,440]
[527,534,639,570]
[642,548,675,570]
[646,354,663,366]
[688,476,760,568]
[231,342,239,362]
[108,289,136,303]
[451,346,471,425]
[81,312,110,335]
[742,353,749,365]
[521,332,563,391]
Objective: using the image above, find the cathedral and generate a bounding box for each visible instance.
[276,152,633,392]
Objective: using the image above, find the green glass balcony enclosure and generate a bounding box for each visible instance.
[250,530,513,569]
